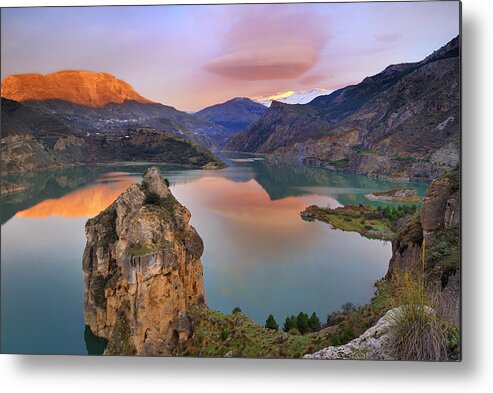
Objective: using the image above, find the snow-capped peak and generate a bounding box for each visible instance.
[252,88,331,107]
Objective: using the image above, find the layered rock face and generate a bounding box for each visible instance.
[387,167,460,278]
[387,167,460,322]
[83,167,205,355]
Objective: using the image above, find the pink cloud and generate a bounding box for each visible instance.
[203,5,330,81]
[298,72,330,86]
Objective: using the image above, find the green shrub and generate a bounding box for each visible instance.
[92,274,108,308]
[288,328,301,336]
[341,302,357,313]
[444,322,460,359]
[145,192,163,206]
[127,243,154,256]
[232,306,242,314]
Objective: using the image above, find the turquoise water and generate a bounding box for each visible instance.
[0,154,428,354]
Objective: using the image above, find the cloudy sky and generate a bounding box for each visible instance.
[1,2,459,111]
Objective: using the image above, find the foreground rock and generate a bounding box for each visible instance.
[304,308,400,360]
[304,306,432,360]
[365,188,420,203]
[83,167,205,355]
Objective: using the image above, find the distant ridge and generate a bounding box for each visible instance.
[196,97,268,142]
[1,70,155,108]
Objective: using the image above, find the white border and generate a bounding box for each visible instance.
[1,1,492,392]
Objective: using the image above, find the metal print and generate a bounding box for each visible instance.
[0,1,461,360]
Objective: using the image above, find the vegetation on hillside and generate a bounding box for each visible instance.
[301,203,417,240]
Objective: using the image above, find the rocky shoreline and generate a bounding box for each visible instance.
[303,166,460,360]
[365,188,420,203]
[82,166,460,359]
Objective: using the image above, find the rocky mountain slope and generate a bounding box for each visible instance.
[195,97,267,144]
[83,167,205,355]
[1,70,222,147]
[2,70,154,108]
[1,98,225,173]
[225,36,460,180]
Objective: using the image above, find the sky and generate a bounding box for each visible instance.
[1,2,460,111]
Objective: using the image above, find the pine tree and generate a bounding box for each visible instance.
[296,312,309,335]
[265,314,279,331]
[308,312,321,332]
[283,315,296,332]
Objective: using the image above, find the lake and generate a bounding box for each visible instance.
[0,153,427,354]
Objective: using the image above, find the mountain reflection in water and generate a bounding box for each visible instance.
[16,173,136,218]
[1,156,428,354]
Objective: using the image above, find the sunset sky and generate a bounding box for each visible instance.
[1,2,459,111]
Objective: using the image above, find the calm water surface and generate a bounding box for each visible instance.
[1,154,427,354]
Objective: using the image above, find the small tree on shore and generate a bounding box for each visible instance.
[283,315,296,332]
[308,312,321,332]
[341,302,356,313]
[296,312,310,335]
[265,314,279,331]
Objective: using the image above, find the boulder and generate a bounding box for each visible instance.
[304,306,433,360]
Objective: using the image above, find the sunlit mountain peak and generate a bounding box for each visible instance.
[252,88,331,107]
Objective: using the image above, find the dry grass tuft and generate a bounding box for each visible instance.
[389,271,449,361]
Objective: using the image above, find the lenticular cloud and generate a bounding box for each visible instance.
[203,4,330,81]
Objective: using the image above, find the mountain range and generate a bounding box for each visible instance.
[1,36,460,180]
[1,70,270,149]
[2,71,221,147]
[0,97,225,173]
[225,36,460,180]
